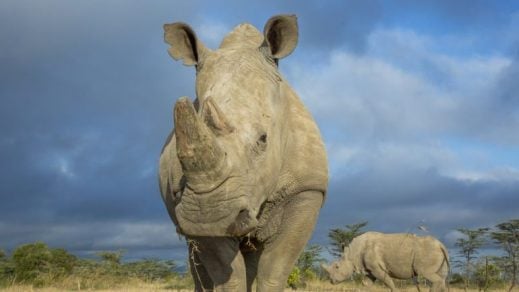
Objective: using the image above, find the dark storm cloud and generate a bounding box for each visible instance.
[289,0,382,53]
[315,168,519,249]
[185,0,382,53]
[0,0,199,251]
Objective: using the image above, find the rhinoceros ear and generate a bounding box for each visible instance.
[263,14,298,60]
[164,22,209,66]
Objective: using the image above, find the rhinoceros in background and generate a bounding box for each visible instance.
[158,15,328,291]
[322,232,449,292]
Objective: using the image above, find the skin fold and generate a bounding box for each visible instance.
[159,14,328,291]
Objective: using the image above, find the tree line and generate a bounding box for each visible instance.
[1,218,517,290]
[0,242,182,289]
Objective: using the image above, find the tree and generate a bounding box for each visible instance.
[328,221,368,258]
[287,244,324,289]
[296,244,323,274]
[491,219,519,292]
[473,257,504,291]
[455,227,489,290]
[97,250,124,265]
[11,242,78,285]
[124,259,176,281]
[49,248,77,276]
[12,242,52,283]
[0,249,14,285]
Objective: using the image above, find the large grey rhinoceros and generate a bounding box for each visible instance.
[158,15,328,291]
[322,232,450,292]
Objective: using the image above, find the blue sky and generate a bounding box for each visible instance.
[0,0,518,263]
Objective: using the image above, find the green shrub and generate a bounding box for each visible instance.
[474,259,505,290]
[10,242,78,286]
[49,248,77,276]
[97,250,124,265]
[124,259,176,281]
[12,242,52,283]
[287,266,301,289]
[0,249,14,287]
[449,273,465,285]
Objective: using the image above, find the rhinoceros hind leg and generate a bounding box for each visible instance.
[256,190,323,292]
[422,273,446,292]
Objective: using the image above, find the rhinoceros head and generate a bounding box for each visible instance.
[321,259,354,284]
[162,15,300,237]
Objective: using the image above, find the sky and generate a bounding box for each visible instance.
[0,0,518,264]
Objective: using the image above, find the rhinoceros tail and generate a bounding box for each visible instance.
[440,243,450,270]
[439,243,450,292]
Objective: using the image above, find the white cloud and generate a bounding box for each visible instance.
[287,27,517,183]
[196,21,230,49]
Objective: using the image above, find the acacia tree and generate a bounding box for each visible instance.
[455,227,489,290]
[491,219,519,292]
[296,244,323,276]
[11,242,52,282]
[96,250,124,266]
[328,221,368,258]
[0,248,14,284]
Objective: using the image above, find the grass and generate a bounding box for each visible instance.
[1,278,518,292]
[299,279,519,291]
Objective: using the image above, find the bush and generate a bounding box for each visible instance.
[10,242,79,286]
[97,250,124,265]
[449,273,465,285]
[474,259,505,290]
[3,243,178,289]
[11,242,52,284]
[49,248,77,276]
[124,259,176,281]
[287,266,301,289]
[0,249,14,287]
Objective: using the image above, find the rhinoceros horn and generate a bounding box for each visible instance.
[174,97,228,189]
[321,263,330,273]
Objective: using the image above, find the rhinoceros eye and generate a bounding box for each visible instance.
[258,133,267,144]
[252,133,267,155]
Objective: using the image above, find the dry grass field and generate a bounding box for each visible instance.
[1,279,518,292]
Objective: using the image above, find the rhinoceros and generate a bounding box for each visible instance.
[158,15,328,291]
[322,232,449,292]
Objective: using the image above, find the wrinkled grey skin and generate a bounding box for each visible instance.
[322,232,450,292]
[159,15,328,291]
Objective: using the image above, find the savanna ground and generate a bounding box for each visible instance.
[1,278,518,292]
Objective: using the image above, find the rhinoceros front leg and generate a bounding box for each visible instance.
[368,266,397,292]
[256,190,323,292]
[188,240,214,291]
[191,236,246,291]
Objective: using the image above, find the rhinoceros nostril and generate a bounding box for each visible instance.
[226,209,258,236]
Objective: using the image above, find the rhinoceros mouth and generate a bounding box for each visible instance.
[174,181,259,236]
[175,202,259,237]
